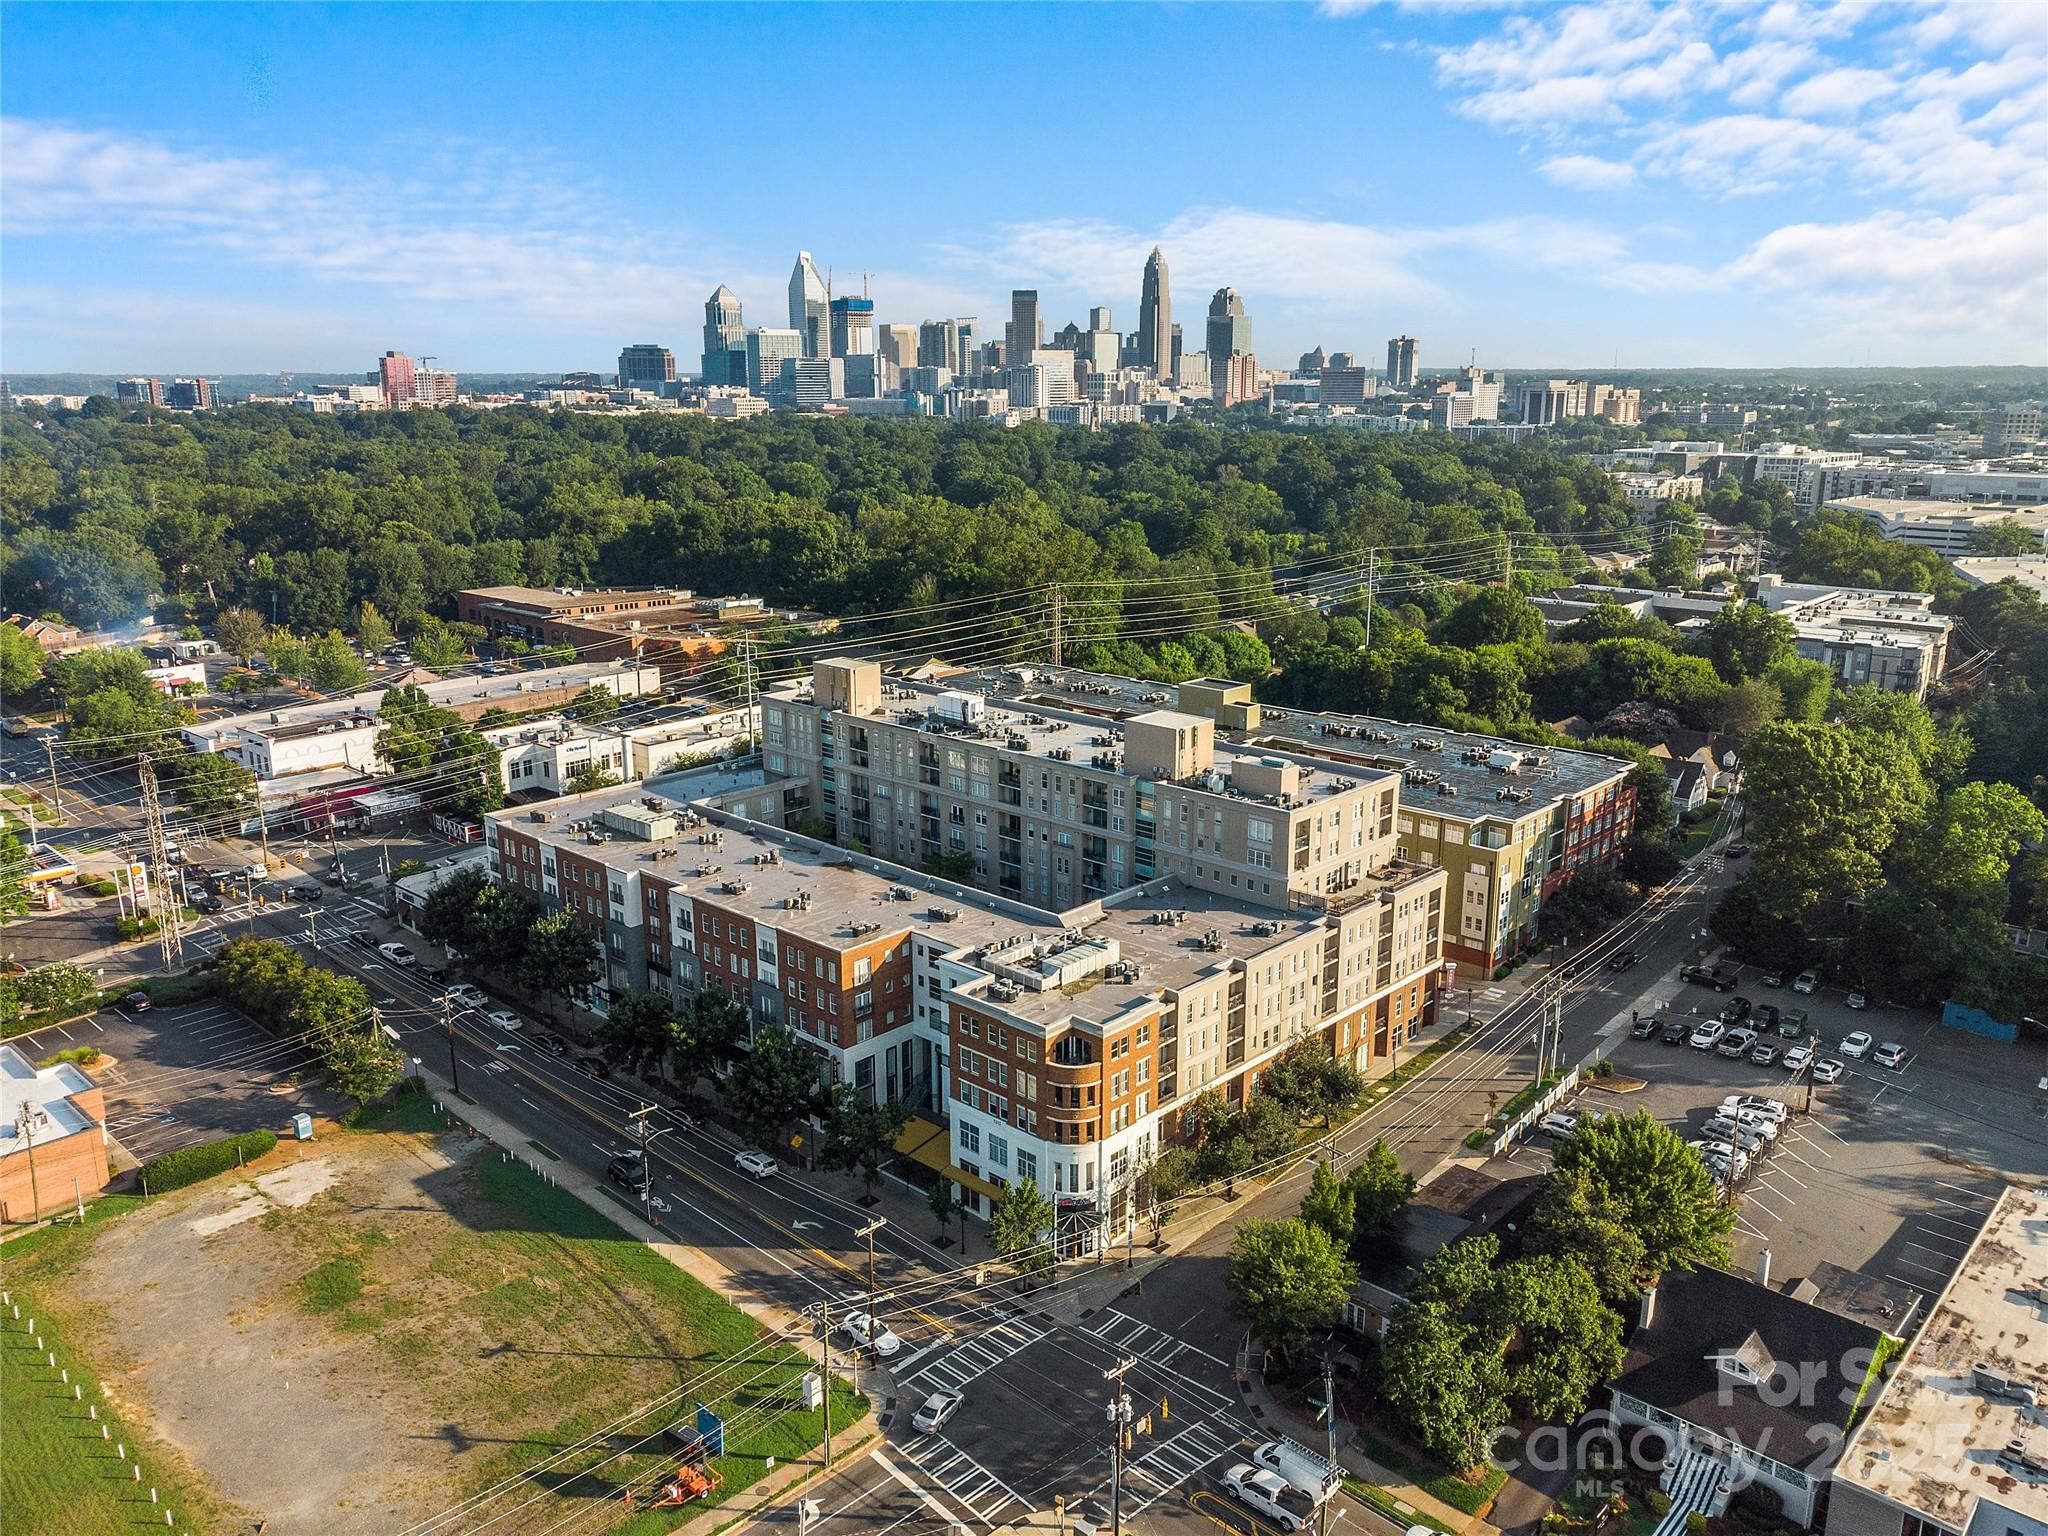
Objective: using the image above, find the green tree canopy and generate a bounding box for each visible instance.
[1549,1111,1732,1278]
[1224,1217,1359,1360]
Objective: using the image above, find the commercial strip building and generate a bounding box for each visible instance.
[455,585,831,676]
[1828,1187,2048,1536]
[1,1043,109,1223]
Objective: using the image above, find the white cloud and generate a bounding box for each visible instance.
[1539,154,1638,190]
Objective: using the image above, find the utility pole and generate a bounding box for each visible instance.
[820,1298,834,1465]
[1049,583,1064,667]
[14,1102,48,1223]
[1362,550,1377,650]
[1320,1356,1338,1536]
[441,992,460,1096]
[856,1215,885,1382]
[1104,1357,1137,1536]
[42,738,61,817]
[137,755,182,971]
[629,1104,659,1230]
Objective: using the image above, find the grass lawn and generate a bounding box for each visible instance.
[1352,1422,1509,1516]
[1,1268,240,1536]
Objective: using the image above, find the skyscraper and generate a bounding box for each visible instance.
[829,296,875,358]
[788,252,829,359]
[617,344,677,391]
[1138,247,1171,382]
[917,319,958,372]
[1007,290,1041,365]
[747,327,804,398]
[379,350,416,405]
[702,285,746,386]
[1206,288,1251,363]
[1386,336,1419,388]
[1081,308,1120,375]
[878,324,919,371]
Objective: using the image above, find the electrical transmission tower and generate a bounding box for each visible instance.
[138,755,184,971]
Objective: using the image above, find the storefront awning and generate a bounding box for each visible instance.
[893,1116,1007,1204]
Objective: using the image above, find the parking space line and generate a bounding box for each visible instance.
[1891,1253,1952,1279]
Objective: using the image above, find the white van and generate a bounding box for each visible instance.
[1251,1439,1342,1505]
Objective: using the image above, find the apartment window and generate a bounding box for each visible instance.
[959,1123,981,1154]
[1016,1149,1038,1183]
[988,1134,1009,1169]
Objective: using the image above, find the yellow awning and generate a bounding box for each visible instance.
[892,1116,1008,1204]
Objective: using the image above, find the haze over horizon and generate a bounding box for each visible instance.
[4,1,2044,375]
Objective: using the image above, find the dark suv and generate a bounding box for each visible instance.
[606,1152,649,1193]
[1662,1018,1691,1045]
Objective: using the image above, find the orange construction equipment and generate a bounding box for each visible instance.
[646,1462,722,1508]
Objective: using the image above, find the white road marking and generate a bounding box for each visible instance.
[869,1448,974,1527]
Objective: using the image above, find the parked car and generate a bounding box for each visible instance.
[535,1031,568,1057]
[1793,969,1821,994]
[484,1008,524,1031]
[417,963,448,983]
[574,1054,609,1078]
[1629,1015,1659,1040]
[1750,1041,1779,1067]
[1681,965,1739,992]
[1840,1031,1874,1059]
[1760,969,1787,989]
[1661,1018,1691,1045]
[1717,1027,1758,1059]
[607,1152,650,1193]
[350,929,378,951]
[1222,1466,1313,1532]
[1690,1021,1727,1050]
[1724,843,1751,859]
[444,982,485,1008]
[1872,1041,1908,1069]
[1846,989,1869,1010]
[376,941,416,968]
[1691,1140,1751,1179]
[1606,950,1644,973]
[912,1388,964,1434]
[840,1311,903,1358]
[1701,1116,1768,1154]
[1756,1003,1780,1032]
[1720,1095,1789,1124]
[1783,1046,1813,1074]
[1812,1058,1845,1084]
[1535,1111,1579,1140]
[123,990,152,1011]
[1779,1007,1810,1039]
[1720,996,1754,1024]
[733,1149,779,1180]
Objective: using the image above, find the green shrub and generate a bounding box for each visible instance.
[36,1045,101,1069]
[1685,1512,1708,1535]
[1596,1058,1615,1077]
[138,1129,278,1194]
[1648,1491,1672,1516]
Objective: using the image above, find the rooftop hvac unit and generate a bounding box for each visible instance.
[928,906,961,922]
[1974,1364,2037,1403]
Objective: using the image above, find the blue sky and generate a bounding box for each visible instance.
[3,1,2043,374]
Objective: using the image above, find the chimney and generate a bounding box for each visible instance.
[1756,1249,1773,1289]
[1639,1286,1658,1330]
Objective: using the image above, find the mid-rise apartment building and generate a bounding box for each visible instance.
[1826,495,2047,555]
[484,777,1446,1233]
[1752,575,1953,698]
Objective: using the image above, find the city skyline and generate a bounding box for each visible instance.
[3,1,2044,373]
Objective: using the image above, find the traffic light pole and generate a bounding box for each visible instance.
[1105,1356,1136,1536]
[442,994,460,1096]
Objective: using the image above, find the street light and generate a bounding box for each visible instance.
[14,1102,50,1223]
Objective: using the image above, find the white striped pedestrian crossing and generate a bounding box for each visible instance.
[1080,1312,1235,1416]
[895,1429,1032,1525]
[1077,1415,1243,1521]
[898,1317,1047,1393]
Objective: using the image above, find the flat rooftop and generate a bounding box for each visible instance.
[1836,1186,2048,1531]
[955,665,1633,809]
[493,780,1436,1032]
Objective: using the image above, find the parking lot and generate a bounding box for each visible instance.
[1503,957,2042,1306]
[20,998,337,1164]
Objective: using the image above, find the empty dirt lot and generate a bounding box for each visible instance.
[3,1102,855,1535]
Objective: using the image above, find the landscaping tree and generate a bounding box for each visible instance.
[928,1178,961,1244]
[213,606,268,666]
[566,684,620,724]
[352,600,394,656]
[17,961,99,1015]
[1299,1158,1355,1249]
[1260,1037,1364,1127]
[1549,1111,1732,1278]
[1522,1167,1649,1306]
[1479,1253,1625,1423]
[520,909,602,1020]
[1344,1137,1416,1243]
[819,1083,911,1203]
[988,1177,1058,1274]
[672,991,748,1083]
[1738,721,1917,917]
[0,827,27,921]
[725,1024,820,1145]
[304,629,371,693]
[1698,601,1795,683]
[1226,1217,1358,1361]
[598,988,676,1078]
[1380,1297,1508,1472]
[173,750,257,821]
[565,763,623,794]
[0,621,47,696]
[318,1019,405,1108]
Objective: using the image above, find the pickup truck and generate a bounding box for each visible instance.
[1680,964,1739,993]
[1222,1465,1314,1532]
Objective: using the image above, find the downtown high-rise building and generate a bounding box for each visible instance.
[829,296,875,358]
[378,349,416,405]
[1138,247,1172,382]
[1386,335,1419,388]
[702,285,747,386]
[788,252,829,358]
[1006,290,1041,366]
[747,327,804,397]
[1081,307,1120,376]
[917,319,959,372]
[878,324,919,371]
[1206,287,1251,363]
[617,343,677,391]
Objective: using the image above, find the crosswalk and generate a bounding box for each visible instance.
[1082,1311,1235,1406]
[893,1429,1035,1526]
[897,1315,1048,1394]
[1114,1417,1241,1516]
